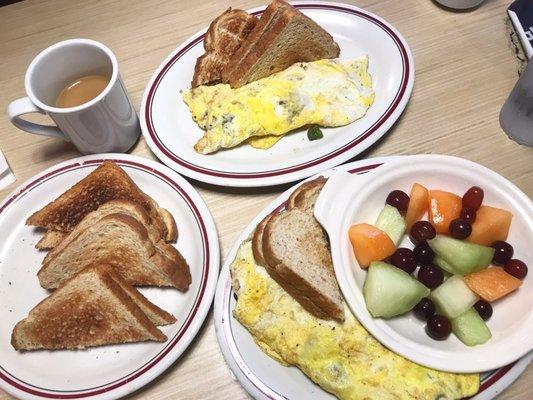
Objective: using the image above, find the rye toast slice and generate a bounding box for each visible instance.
[38,213,190,290]
[252,214,273,267]
[12,265,166,351]
[26,161,177,243]
[286,176,327,211]
[258,177,344,321]
[221,0,289,85]
[253,177,326,266]
[223,0,340,87]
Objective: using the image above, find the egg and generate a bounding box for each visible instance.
[183,57,375,154]
[231,240,480,400]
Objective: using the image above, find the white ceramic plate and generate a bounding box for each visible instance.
[140,1,414,187]
[0,154,219,400]
[214,157,532,399]
[315,155,533,373]
[214,157,533,400]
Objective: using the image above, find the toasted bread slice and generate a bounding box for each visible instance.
[106,267,176,326]
[286,176,327,211]
[252,214,273,267]
[43,200,175,264]
[38,213,191,290]
[192,8,257,87]
[12,265,166,351]
[37,205,178,251]
[253,177,326,266]
[259,177,343,321]
[35,230,66,250]
[222,0,340,87]
[27,161,177,243]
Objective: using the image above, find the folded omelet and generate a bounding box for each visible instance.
[231,240,479,400]
[183,57,375,154]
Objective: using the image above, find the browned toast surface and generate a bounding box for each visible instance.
[38,213,190,290]
[192,8,257,87]
[254,177,344,321]
[107,268,176,326]
[251,214,272,267]
[35,230,66,250]
[27,161,177,243]
[12,265,166,351]
[223,0,340,87]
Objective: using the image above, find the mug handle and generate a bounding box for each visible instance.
[7,97,68,139]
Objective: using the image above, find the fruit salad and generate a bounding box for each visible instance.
[348,183,528,346]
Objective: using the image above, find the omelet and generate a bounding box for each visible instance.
[183,57,375,154]
[231,240,480,400]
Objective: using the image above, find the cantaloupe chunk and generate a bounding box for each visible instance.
[428,190,462,234]
[468,205,513,246]
[405,183,429,229]
[348,223,396,268]
[464,267,522,302]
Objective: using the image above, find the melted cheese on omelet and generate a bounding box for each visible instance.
[184,57,375,154]
[231,240,479,400]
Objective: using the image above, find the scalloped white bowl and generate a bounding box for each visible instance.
[314,154,533,373]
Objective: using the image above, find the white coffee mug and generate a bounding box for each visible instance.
[433,0,484,9]
[7,39,140,154]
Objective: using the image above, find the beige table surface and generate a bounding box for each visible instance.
[0,0,531,399]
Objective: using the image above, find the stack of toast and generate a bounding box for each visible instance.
[251,177,345,322]
[12,161,190,351]
[192,0,340,88]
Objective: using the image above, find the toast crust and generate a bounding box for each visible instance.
[12,265,166,351]
[106,267,176,326]
[221,0,287,84]
[27,161,177,243]
[256,177,344,322]
[38,213,190,290]
[223,0,340,87]
[192,8,257,87]
[252,214,273,267]
[286,176,327,210]
[35,230,66,250]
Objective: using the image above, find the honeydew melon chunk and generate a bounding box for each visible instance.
[363,261,430,318]
[434,255,456,275]
[375,205,406,246]
[430,275,478,319]
[452,308,492,346]
[428,235,494,275]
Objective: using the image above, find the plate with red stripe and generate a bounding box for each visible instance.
[140,1,414,187]
[214,156,532,400]
[0,154,219,400]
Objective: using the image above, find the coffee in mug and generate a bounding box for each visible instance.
[55,75,110,108]
[7,39,140,155]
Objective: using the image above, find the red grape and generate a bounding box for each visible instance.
[426,315,452,340]
[390,248,417,274]
[413,242,435,265]
[462,186,484,210]
[491,241,514,265]
[504,259,528,279]
[386,190,410,214]
[474,300,493,321]
[410,221,436,244]
[413,298,435,321]
[449,219,472,239]
[418,265,444,288]
[460,207,476,223]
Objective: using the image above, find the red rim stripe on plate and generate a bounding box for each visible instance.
[0,159,211,399]
[221,162,517,399]
[144,4,410,178]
